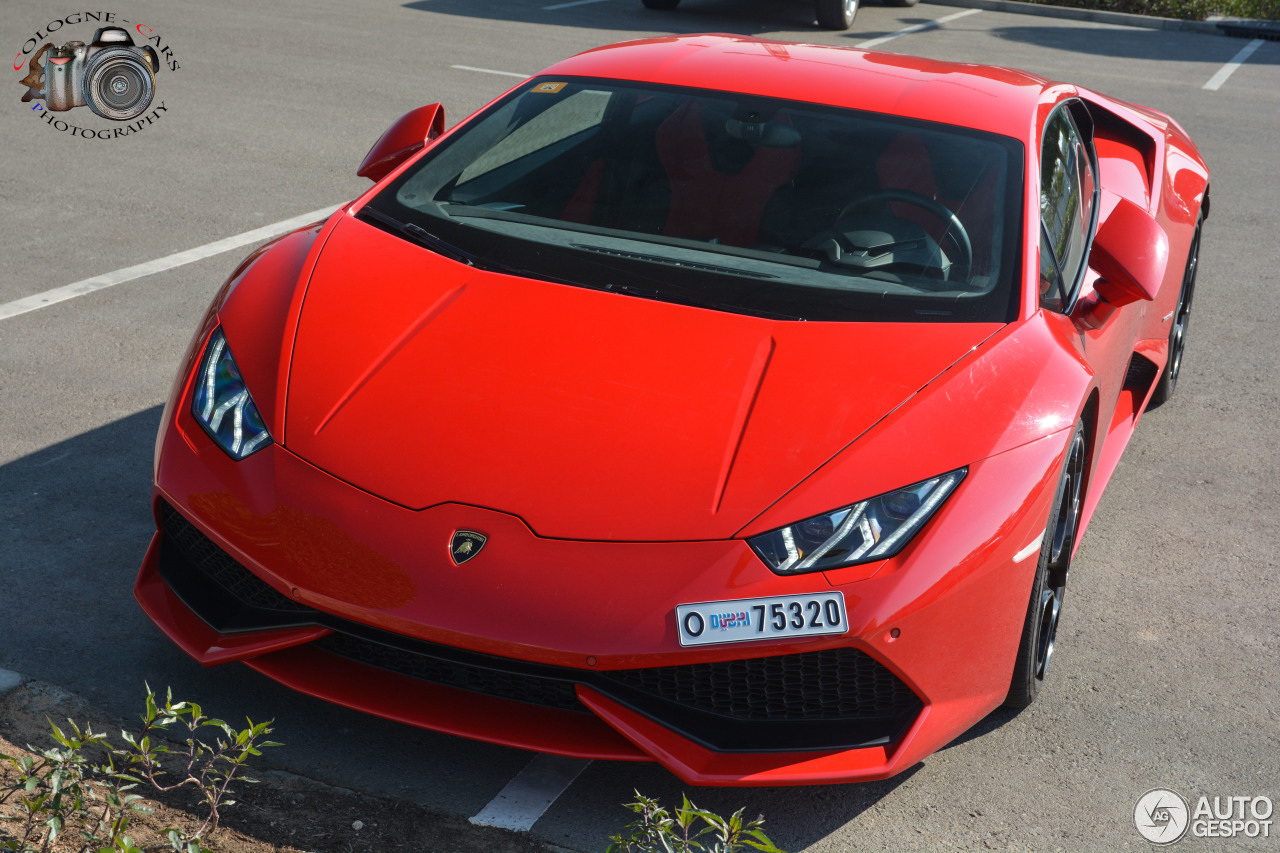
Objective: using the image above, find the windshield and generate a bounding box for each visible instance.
[364,77,1024,323]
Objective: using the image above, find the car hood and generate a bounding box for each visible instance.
[283,215,1000,541]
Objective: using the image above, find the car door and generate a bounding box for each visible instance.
[1037,101,1145,434]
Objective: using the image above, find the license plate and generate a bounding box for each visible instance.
[675,592,848,647]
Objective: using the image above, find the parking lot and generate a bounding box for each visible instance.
[1,0,1277,849]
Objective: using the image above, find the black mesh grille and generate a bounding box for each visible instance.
[314,633,585,712]
[155,500,922,750]
[1123,352,1159,393]
[601,648,919,721]
[159,503,309,612]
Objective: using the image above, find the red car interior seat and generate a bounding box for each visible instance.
[655,101,800,247]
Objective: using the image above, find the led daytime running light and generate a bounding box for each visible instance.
[192,330,272,459]
[748,468,966,575]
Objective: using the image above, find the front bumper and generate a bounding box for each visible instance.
[136,390,1068,785]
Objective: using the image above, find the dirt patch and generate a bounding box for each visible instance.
[0,677,561,853]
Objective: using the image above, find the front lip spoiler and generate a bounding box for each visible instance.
[135,535,642,760]
[150,498,923,755]
[134,532,329,667]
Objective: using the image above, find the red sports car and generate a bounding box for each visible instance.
[136,35,1208,785]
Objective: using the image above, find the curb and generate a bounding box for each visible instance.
[924,0,1273,36]
[1215,17,1280,37]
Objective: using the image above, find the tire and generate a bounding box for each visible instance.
[1005,421,1086,708]
[1148,216,1201,406]
[882,0,920,6]
[641,0,680,8]
[816,0,858,29]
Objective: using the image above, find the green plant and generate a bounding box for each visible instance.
[607,792,784,853]
[0,686,280,853]
[1012,0,1279,20]
[1214,0,1280,17]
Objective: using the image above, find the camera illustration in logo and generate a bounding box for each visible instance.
[19,27,159,121]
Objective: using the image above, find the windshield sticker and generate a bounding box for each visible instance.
[531,81,566,94]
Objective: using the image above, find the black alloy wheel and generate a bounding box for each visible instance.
[1006,421,1086,708]
[1150,216,1201,406]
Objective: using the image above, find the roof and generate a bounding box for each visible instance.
[540,34,1057,142]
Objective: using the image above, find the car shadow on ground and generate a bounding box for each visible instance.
[988,24,1279,64]
[745,764,923,851]
[404,0,924,38]
[405,0,813,35]
[941,704,1024,750]
[552,757,921,852]
[0,405,238,707]
[0,407,161,691]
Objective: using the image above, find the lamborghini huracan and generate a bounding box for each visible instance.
[136,35,1209,785]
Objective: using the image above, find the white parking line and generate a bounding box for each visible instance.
[469,753,590,832]
[1203,38,1264,91]
[544,0,610,8]
[0,205,341,322]
[856,8,982,49]
[451,64,528,78]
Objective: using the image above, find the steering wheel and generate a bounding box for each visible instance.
[836,189,973,283]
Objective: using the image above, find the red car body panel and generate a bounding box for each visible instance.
[136,35,1209,784]
[284,215,1000,540]
[136,405,1064,781]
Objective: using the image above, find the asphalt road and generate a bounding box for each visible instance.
[1,0,1277,850]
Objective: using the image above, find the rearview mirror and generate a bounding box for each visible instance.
[357,103,445,183]
[1088,191,1169,306]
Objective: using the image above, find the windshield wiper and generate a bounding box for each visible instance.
[359,208,803,319]
[572,244,780,280]
[605,283,804,321]
[359,207,477,267]
[362,207,609,288]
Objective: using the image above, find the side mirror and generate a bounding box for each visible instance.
[357,103,445,183]
[1089,191,1169,306]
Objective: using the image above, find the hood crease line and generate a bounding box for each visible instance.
[712,334,775,514]
[314,283,467,435]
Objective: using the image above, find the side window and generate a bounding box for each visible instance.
[1039,106,1096,312]
[1040,230,1065,312]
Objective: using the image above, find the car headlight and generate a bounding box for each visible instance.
[748,469,966,574]
[191,329,272,460]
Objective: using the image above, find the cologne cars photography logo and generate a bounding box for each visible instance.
[14,11,179,137]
